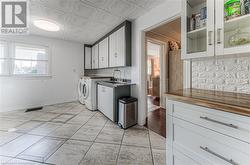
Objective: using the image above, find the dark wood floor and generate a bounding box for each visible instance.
[148,95,160,106]
[145,108,166,137]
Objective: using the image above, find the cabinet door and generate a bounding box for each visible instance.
[116,26,125,66]
[91,46,95,69]
[173,117,250,165]
[91,44,99,69]
[215,0,250,56]
[109,26,126,67]
[97,85,114,120]
[99,38,109,68]
[182,0,215,59]
[84,47,91,69]
[109,30,117,67]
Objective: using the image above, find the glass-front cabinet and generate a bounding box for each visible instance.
[182,0,250,59]
[216,0,250,55]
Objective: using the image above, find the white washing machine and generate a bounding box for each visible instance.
[83,76,110,111]
[78,77,88,105]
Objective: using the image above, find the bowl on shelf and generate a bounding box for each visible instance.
[229,29,250,46]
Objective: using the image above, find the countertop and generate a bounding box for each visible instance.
[97,81,136,88]
[82,75,112,79]
[164,88,250,117]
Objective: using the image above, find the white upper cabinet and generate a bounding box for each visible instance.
[109,26,126,67]
[84,21,131,70]
[91,44,99,69]
[109,29,116,67]
[98,37,109,68]
[182,0,250,59]
[84,46,91,69]
[182,0,214,59]
[215,0,250,56]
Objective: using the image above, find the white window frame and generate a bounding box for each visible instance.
[0,40,51,78]
[0,40,10,76]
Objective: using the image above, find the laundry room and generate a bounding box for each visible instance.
[1,0,250,165]
[0,1,167,164]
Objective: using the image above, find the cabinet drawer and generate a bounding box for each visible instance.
[171,101,250,143]
[173,148,200,165]
[173,117,250,165]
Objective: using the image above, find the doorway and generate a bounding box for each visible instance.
[147,40,165,111]
[144,17,183,137]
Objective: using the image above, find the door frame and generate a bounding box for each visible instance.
[146,38,167,108]
[140,14,191,125]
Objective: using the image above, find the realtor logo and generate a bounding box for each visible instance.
[0,0,29,34]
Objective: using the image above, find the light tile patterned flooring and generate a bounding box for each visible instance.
[0,102,166,165]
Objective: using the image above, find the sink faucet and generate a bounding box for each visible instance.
[113,69,121,81]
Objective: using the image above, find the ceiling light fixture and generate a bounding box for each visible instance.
[34,20,60,32]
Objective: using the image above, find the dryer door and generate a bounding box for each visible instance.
[78,79,83,98]
[82,81,89,99]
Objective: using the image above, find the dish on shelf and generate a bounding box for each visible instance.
[229,29,250,46]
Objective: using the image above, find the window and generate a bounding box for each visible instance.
[0,41,9,75]
[13,44,49,76]
[0,41,50,77]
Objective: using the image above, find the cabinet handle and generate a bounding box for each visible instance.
[208,31,213,46]
[200,146,238,165]
[115,53,117,58]
[217,28,222,44]
[200,116,238,129]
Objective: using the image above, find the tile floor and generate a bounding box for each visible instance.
[0,102,166,165]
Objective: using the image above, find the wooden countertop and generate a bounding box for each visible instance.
[165,88,250,117]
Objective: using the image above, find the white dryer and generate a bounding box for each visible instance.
[78,77,88,105]
[83,76,110,111]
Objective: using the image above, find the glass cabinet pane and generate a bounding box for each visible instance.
[186,0,207,54]
[224,0,250,48]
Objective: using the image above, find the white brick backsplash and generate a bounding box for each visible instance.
[84,67,132,80]
[192,56,250,94]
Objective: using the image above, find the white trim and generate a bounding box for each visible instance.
[0,75,52,79]
[146,38,168,108]
[0,41,10,75]
[138,31,147,125]
[183,60,191,88]
[0,38,50,48]
[139,14,191,125]
[0,40,8,58]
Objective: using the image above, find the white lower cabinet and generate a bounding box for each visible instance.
[167,100,250,165]
[97,85,114,120]
[173,148,200,165]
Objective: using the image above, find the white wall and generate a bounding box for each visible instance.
[131,0,182,125]
[0,35,84,112]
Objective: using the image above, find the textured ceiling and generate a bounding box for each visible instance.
[151,17,181,41]
[29,0,165,44]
